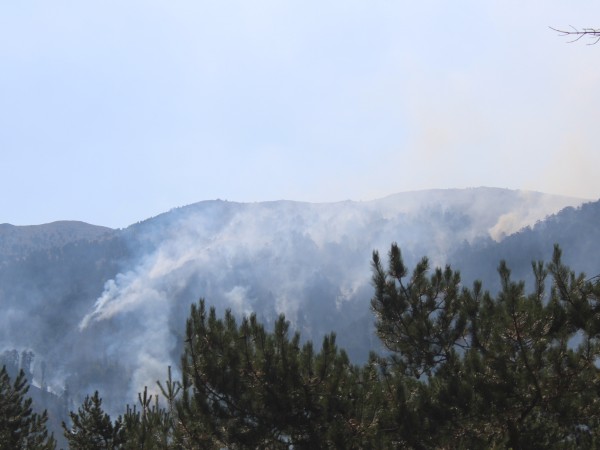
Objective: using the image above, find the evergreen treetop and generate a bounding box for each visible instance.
[48,244,600,448]
[371,243,600,448]
[0,366,56,450]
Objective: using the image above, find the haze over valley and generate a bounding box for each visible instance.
[3,2,600,446]
[0,188,595,417]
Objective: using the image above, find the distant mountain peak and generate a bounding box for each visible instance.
[0,221,114,261]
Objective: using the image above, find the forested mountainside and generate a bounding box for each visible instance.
[0,188,592,424]
[451,200,600,293]
[0,221,114,263]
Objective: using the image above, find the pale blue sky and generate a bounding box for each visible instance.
[1,1,600,228]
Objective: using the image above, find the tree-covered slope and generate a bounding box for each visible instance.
[0,221,114,263]
[452,199,600,294]
[0,188,590,418]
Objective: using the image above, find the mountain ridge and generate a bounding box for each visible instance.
[0,221,115,262]
[0,187,595,419]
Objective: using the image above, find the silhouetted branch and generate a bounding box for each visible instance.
[550,26,600,45]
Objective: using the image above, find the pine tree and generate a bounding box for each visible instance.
[120,386,175,450]
[0,366,56,450]
[371,243,600,448]
[59,244,600,449]
[175,300,379,449]
[62,390,122,450]
[64,386,177,450]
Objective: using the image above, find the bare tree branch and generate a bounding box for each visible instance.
[550,26,600,45]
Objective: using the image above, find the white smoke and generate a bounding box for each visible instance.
[488,190,587,241]
[76,189,584,400]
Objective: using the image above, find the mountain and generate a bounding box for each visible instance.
[0,221,114,263]
[451,200,600,294]
[0,187,592,418]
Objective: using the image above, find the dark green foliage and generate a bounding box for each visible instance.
[0,366,56,450]
[51,242,600,449]
[176,300,384,449]
[65,385,178,450]
[371,243,600,449]
[62,390,122,450]
[119,386,176,450]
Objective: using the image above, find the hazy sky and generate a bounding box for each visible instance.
[2,1,600,228]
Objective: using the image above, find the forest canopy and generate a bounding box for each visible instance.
[2,244,600,449]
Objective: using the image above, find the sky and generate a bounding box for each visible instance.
[1,1,600,228]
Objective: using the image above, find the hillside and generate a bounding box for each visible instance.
[451,200,600,293]
[0,188,591,418]
[0,221,114,263]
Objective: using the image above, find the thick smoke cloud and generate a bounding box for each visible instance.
[74,189,583,401]
[0,188,587,418]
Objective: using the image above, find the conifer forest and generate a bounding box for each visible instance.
[3,1,600,449]
[3,241,600,449]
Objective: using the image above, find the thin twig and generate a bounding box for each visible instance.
[550,26,600,45]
